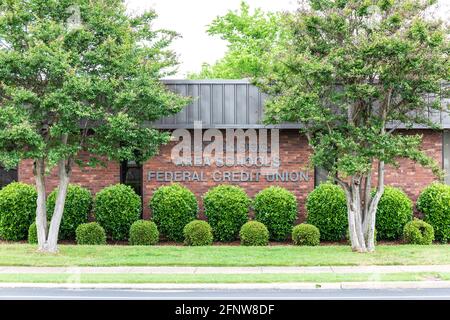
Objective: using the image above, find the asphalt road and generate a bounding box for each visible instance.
[1,287,450,300]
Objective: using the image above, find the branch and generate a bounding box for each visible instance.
[333,173,350,194]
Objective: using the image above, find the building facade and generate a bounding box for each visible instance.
[1,80,449,220]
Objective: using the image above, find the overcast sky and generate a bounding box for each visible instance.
[125,0,449,78]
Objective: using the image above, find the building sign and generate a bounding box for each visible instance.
[147,170,309,182]
[146,122,309,183]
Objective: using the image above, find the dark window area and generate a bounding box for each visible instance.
[120,161,143,199]
[314,167,329,187]
[0,166,18,189]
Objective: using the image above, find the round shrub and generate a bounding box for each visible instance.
[47,184,92,240]
[129,220,159,245]
[94,184,141,241]
[239,221,269,246]
[75,222,106,245]
[416,183,450,243]
[183,220,213,246]
[374,186,413,240]
[203,185,251,242]
[150,183,198,242]
[28,222,38,244]
[292,224,320,246]
[403,219,434,245]
[253,186,297,241]
[0,182,37,241]
[306,183,347,241]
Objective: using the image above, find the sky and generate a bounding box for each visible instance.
[125,0,298,78]
[125,0,449,78]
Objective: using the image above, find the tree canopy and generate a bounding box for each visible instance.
[0,0,187,170]
[0,0,188,252]
[261,0,448,178]
[258,0,449,252]
[188,1,287,79]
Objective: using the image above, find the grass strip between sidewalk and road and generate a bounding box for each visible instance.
[0,272,449,283]
[0,244,449,267]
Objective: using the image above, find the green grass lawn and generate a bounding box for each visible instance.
[0,243,449,267]
[0,272,448,283]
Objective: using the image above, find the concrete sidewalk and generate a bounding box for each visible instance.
[1,281,450,290]
[1,265,450,274]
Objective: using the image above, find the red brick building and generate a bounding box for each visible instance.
[1,80,448,220]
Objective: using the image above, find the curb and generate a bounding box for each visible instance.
[0,281,450,290]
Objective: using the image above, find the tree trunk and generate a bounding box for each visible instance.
[45,158,71,253]
[364,161,385,252]
[344,177,367,252]
[34,134,72,253]
[340,161,385,253]
[352,178,367,252]
[34,158,48,251]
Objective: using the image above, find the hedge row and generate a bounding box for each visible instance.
[0,183,138,242]
[72,219,319,247]
[150,184,298,243]
[1,181,448,244]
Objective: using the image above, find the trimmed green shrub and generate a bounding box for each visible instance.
[28,221,54,244]
[94,184,141,241]
[183,220,213,246]
[150,183,198,242]
[374,186,413,240]
[129,220,159,245]
[292,224,320,246]
[203,185,251,242]
[253,186,297,241]
[0,182,37,241]
[239,221,269,246]
[403,218,434,245]
[28,222,38,244]
[306,183,347,241]
[416,183,450,243]
[47,184,92,240]
[75,222,106,245]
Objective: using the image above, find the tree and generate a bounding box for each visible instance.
[188,1,286,79]
[259,0,449,252]
[0,0,188,252]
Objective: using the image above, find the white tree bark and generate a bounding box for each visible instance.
[33,134,72,253]
[337,161,384,253]
[364,161,385,252]
[45,158,71,253]
[34,158,48,251]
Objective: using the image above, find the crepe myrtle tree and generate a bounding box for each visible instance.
[260,0,449,252]
[0,0,189,253]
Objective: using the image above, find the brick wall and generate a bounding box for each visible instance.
[18,151,120,196]
[373,129,442,212]
[17,129,443,221]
